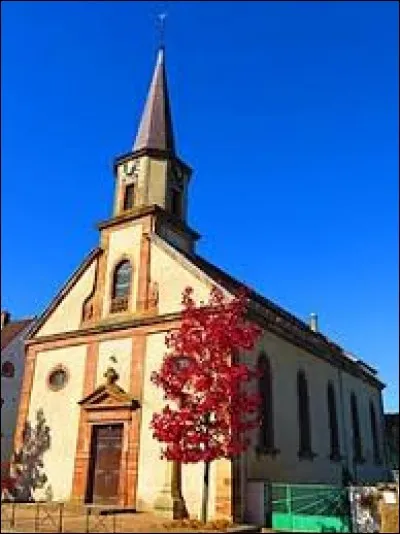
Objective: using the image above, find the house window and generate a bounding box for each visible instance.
[257,352,275,453]
[171,188,182,218]
[48,366,68,391]
[327,381,340,460]
[297,370,314,458]
[123,184,135,211]
[1,361,15,378]
[350,392,363,463]
[110,260,131,313]
[369,401,380,464]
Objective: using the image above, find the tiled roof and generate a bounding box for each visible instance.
[1,318,35,351]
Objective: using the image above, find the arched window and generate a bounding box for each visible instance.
[297,370,314,458]
[123,184,135,211]
[257,352,275,453]
[350,393,363,463]
[111,260,132,313]
[327,381,340,460]
[369,401,380,464]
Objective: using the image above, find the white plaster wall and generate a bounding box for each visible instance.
[96,338,132,392]
[150,241,213,316]
[244,330,387,486]
[102,223,142,318]
[1,324,33,465]
[36,260,96,337]
[137,332,216,519]
[27,345,86,501]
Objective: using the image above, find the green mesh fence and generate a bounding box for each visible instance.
[270,484,351,533]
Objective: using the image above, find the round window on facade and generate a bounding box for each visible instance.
[48,366,68,391]
[1,361,15,378]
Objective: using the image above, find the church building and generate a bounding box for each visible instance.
[14,45,389,520]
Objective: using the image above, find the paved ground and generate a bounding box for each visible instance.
[0,505,249,533]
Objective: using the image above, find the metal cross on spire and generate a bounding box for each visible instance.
[157,12,167,49]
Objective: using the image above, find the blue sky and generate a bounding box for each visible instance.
[1,1,398,411]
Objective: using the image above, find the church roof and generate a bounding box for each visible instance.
[149,233,385,390]
[133,47,175,154]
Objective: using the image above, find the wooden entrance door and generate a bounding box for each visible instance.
[87,424,123,505]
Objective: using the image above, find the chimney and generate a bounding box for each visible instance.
[310,313,318,332]
[1,311,10,329]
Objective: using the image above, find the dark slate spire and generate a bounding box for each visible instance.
[133,47,175,154]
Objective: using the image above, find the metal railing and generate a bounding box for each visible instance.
[0,502,119,533]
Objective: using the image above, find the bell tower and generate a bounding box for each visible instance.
[113,47,192,223]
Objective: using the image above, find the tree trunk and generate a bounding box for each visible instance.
[201,460,211,523]
[171,460,189,519]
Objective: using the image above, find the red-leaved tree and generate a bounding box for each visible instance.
[1,462,17,501]
[150,286,262,522]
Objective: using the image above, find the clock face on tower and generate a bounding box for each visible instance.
[121,160,140,183]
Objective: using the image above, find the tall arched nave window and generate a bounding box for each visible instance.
[297,369,315,458]
[369,400,381,464]
[350,392,364,463]
[257,352,275,454]
[327,381,341,461]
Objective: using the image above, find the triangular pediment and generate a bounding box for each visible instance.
[78,383,139,411]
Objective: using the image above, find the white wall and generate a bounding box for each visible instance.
[35,260,97,337]
[244,329,388,486]
[96,338,132,392]
[1,323,33,466]
[27,345,87,501]
[137,332,216,519]
[150,240,213,316]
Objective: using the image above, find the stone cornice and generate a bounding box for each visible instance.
[25,312,182,347]
[113,149,192,176]
[247,303,384,390]
[96,204,201,241]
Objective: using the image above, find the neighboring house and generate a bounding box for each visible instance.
[384,413,399,474]
[1,311,36,467]
[13,45,389,520]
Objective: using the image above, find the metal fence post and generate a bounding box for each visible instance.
[286,486,292,531]
[59,502,63,533]
[11,502,16,528]
[86,507,90,533]
[35,503,40,532]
